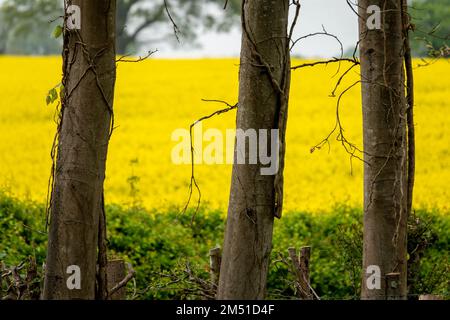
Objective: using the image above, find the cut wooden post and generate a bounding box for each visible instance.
[288,247,300,271]
[209,247,221,289]
[288,246,313,300]
[419,294,442,300]
[107,259,126,300]
[386,272,402,300]
[299,246,312,300]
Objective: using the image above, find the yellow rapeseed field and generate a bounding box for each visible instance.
[0,56,448,213]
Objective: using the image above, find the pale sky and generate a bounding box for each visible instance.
[156,0,359,58]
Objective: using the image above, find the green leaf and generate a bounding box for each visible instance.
[45,83,64,106]
[52,25,63,39]
[46,88,58,105]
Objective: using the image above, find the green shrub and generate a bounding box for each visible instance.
[0,191,448,299]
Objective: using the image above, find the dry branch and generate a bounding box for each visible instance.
[181,99,237,220]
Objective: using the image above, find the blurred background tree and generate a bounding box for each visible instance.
[0,0,240,55]
[0,11,7,54]
[116,0,240,54]
[0,0,61,55]
[410,0,449,57]
[1,0,447,57]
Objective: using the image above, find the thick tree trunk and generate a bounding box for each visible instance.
[358,0,408,299]
[43,0,116,299]
[217,0,290,299]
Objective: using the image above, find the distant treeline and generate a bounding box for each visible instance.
[0,0,447,57]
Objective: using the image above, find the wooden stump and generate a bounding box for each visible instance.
[209,247,222,297]
[386,272,403,300]
[107,259,126,300]
[288,246,313,300]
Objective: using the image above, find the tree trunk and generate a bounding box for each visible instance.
[217,0,290,299]
[401,0,415,219]
[358,0,408,300]
[43,0,116,299]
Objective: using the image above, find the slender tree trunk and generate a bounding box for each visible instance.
[43,0,116,299]
[401,0,415,219]
[217,0,290,299]
[358,0,408,299]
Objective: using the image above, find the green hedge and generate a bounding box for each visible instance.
[0,192,448,299]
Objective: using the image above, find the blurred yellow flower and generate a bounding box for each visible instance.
[0,57,448,213]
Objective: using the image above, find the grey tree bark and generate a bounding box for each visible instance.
[43,0,116,299]
[217,0,291,299]
[358,0,408,299]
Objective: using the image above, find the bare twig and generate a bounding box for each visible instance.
[163,0,181,42]
[116,50,157,63]
[310,80,367,172]
[291,57,359,71]
[181,100,237,221]
[288,7,364,174]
